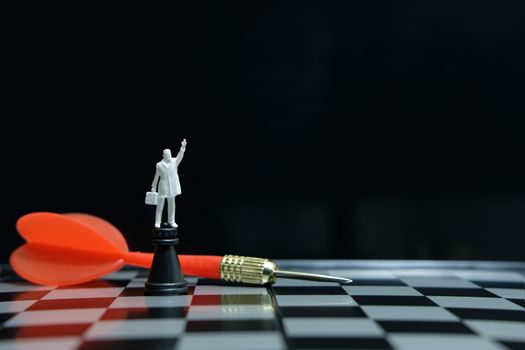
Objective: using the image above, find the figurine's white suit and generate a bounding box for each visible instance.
[154,159,182,198]
[151,142,186,227]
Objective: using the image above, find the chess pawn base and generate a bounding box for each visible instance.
[145,226,188,295]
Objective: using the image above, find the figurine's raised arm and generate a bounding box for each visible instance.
[176,139,187,166]
[151,164,160,192]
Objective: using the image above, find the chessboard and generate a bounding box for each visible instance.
[0,261,523,350]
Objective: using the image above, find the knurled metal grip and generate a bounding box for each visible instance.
[220,255,278,285]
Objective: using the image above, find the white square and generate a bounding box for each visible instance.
[176,332,286,350]
[393,269,458,278]
[0,337,80,350]
[186,305,275,320]
[4,308,106,327]
[126,277,147,288]
[465,320,525,342]
[42,287,124,300]
[0,283,55,293]
[343,286,422,296]
[428,296,524,310]
[0,300,37,314]
[328,269,396,280]
[276,295,356,307]
[85,319,186,340]
[401,277,479,289]
[283,318,383,337]
[110,295,192,308]
[362,306,459,321]
[455,270,525,282]
[486,288,525,300]
[388,334,506,350]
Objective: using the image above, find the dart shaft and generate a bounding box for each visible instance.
[275,269,352,284]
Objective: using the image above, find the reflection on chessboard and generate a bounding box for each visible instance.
[0,264,524,350]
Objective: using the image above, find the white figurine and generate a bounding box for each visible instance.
[150,139,187,228]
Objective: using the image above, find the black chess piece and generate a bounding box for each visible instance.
[145,224,188,295]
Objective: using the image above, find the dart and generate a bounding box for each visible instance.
[11,212,351,287]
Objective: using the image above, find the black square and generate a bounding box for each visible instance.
[27,298,114,310]
[448,308,525,322]
[56,280,130,288]
[509,299,525,309]
[352,296,437,306]
[498,340,525,350]
[280,306,367,318]
[471,281,525,289]
[0,324,91,339]
[290,337,393,349]
[378,321,474,334]
[185,319,278,332]
[119,288,147,297]
[101,307,188,320]
[78,339,177,350]
[0,313,15,324]
[0,291,50,302]
[415,288,498,297]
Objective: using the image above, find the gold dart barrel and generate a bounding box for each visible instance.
[219,255,352,285]
[220,255,277,284]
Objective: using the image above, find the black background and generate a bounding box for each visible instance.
[2,1,525,262]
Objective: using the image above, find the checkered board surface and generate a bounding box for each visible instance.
[0,262,524,350]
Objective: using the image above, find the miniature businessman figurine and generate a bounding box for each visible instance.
[151,139,187,228]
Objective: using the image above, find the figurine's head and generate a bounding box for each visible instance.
[163,149,172,161]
